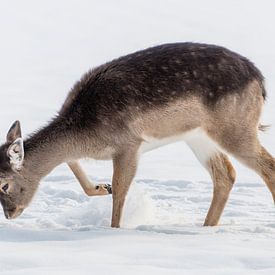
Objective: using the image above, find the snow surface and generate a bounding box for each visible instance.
[1,0,275,274]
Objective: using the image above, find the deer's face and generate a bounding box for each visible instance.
[0,173,27,219]
[0,121,35,219]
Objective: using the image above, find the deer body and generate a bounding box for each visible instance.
[0,43,274,228]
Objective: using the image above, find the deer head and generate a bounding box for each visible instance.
[0,121,36,219]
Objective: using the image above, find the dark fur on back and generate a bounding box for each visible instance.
[59,43,265,130]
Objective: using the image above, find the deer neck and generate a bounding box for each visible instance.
[22,119,78,181]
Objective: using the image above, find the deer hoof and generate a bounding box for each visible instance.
[95,183,112,195]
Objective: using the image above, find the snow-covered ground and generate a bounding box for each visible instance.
[1,0,275,274]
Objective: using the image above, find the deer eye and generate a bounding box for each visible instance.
[2,183,9,193]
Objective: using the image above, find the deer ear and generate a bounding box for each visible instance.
[7,138,24,171]
[6,121,22,143]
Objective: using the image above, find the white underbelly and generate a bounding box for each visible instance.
[139,132,188,153]
[139,128,220,167]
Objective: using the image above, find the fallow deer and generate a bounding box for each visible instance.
[0,43,274,228]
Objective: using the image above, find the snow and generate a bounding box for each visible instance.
[1,0,275,274]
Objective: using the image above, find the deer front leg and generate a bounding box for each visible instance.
[111,147,139,228]
[67,161,112,196]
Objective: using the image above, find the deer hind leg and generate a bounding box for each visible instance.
[256,146,275,201]
[67,161,112,196]
[204,153,236,225]
[186,131,236,226]
[217,136,275,202]
[111,146,139,228]
[206,114,275,203]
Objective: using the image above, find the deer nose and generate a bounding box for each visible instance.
[4,207,23,219]
[5,207,24,220]
[4,208,13,219]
